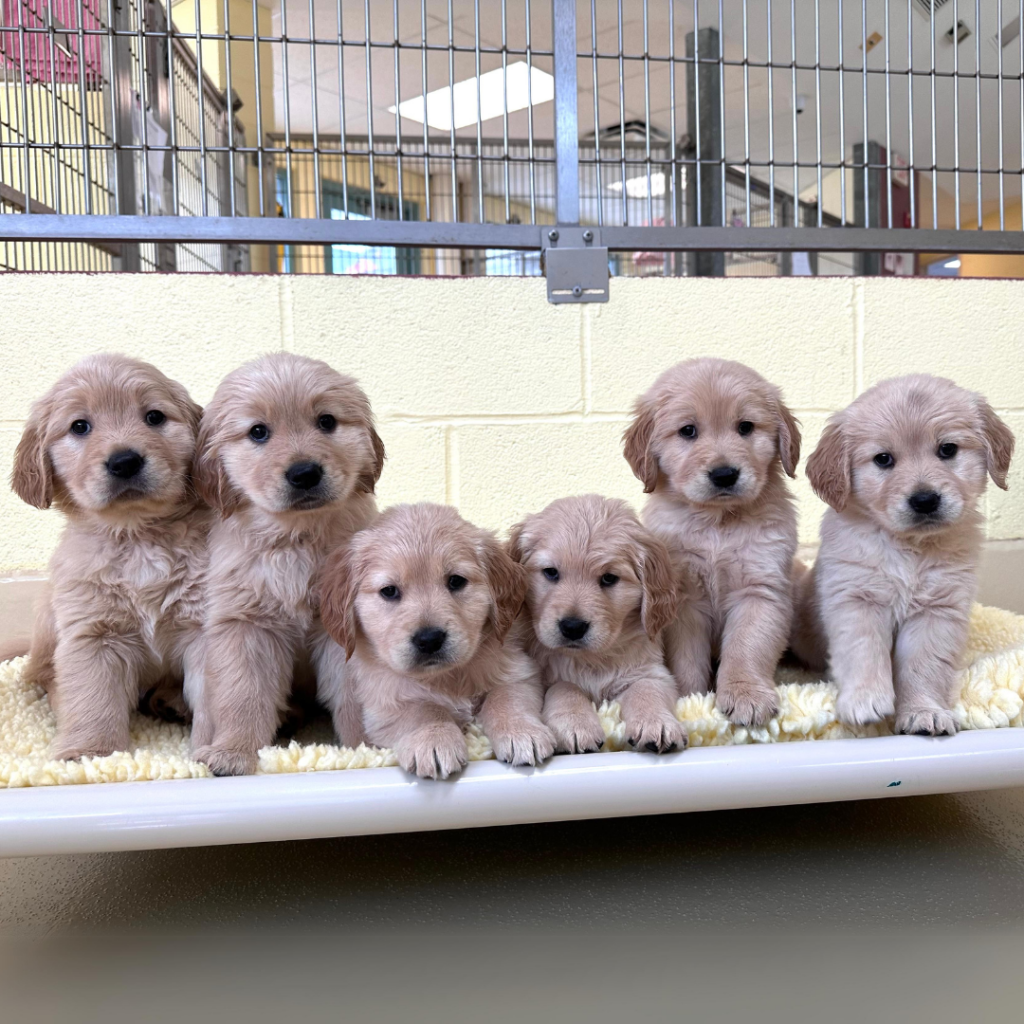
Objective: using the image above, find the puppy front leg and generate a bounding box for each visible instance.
[619,666,688,753]
[893,609,969,737]
[50,632,146,760]
[716,593,789,726]
[385,702,469,780]
[193,621,295,776]
[826,600,896,726]
[24,593,57,693]
[663,598,714,697]
[542,680,605,754]
[479,666,556,767]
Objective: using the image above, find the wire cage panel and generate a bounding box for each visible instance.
[2,0,1023,275]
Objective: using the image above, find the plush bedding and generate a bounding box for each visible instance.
[1,603,1022,788]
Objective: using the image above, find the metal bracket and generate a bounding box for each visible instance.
[542,226,609,304]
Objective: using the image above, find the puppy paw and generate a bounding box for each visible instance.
[50,738,122,761]
[895,709,958,737]
[491,720,557,766]
[396,724,468,780]
[716,679,779,726]
[546,708,605,754]
[836,686,895,726]
[625,714,688,754]
[193,745,258,776]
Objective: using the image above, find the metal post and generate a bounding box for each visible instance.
[145,0,175,271]
[111,0,139,270]
[854,140,881,275]
[686,27,723,276]
[552,0,579,225]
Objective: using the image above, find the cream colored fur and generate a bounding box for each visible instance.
[624,358,801,727]
[793,374,1015,736]
[509,494,686,755]
[188,353,383,776]
[319,502,554,779]
[10,354,207,760]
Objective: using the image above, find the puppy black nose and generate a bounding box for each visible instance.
[411,626,447,655]
[708,465,740,489]
[106,449,144,479]
[558,617,590,642]
[285,461,323,490]
[908,490,942,515]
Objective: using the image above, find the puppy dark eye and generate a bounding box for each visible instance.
[737,421,755,436]
[249,424,270,443]
[70,419,91,436]
[447,574,468,592]
[679,424,697,439]
[317,414,337,433]
[380,585,400,600]
[599,573,619,587]
[542,567,560,581]
[873,452,895,469]
[937,442,958,460]
[144,410,166,427]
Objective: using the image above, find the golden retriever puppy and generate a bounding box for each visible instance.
[508,495,686,754]
[190,353,384,776]
[11,353,206,759]
[793,374,1014,736]
[319,503,555,780]
[624,358,801,726]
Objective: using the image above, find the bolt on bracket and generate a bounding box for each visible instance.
[541,226,609,304]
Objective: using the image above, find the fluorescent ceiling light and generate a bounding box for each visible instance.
[607,172,666,199]
[945,258,961,269]
[389,61,554,131]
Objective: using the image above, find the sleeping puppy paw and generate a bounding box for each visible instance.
[546,708,605,754]
[836,685,895,726]
[716,678,779,726]
[193,745,258,777]
[895,709,959,737]
[625,713,688,754]
[491,720,557,766]
[396,723,468,780]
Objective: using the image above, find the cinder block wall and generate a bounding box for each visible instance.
[1,274,1021,575]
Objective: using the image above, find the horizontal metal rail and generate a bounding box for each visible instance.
[0,215,1017,254]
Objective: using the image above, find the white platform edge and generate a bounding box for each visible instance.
[1,730,1024,857]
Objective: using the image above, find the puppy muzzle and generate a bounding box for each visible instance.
[284,461,333,510]
[408,625,452,668]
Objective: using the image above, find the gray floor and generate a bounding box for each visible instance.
[3,787,1024,1021]
[2,557,1023,1021]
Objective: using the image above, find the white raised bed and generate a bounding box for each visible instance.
[2,729,1023,857]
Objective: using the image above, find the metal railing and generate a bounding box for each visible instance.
[3,0,1024,277]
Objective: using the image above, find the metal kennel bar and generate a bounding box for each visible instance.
[2,0,1024,278]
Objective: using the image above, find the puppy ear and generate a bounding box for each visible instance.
[636,531,680,639]
[11,398,54,509]
[775,399,802,479]
[166,378,202,439]
[505,520,527,563]
[623,399,660,494]
[482,532,527,643]
[318,542,360,658]
[356,425,386,495]
[806,419,850,512]
[977,398,1015,490]
[192,415,242,517]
